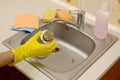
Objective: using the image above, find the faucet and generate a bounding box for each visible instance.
[49,10,85,30]
[69,10,85,30]
[49,18,79,28]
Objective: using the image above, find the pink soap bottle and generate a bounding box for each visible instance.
[93,0,110,39]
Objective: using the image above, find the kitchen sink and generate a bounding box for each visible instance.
[2,21,118,80]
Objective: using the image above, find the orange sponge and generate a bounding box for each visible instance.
[56,10,73,21]
[14,14,39,29]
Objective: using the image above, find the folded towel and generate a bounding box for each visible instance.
[14,14,39,29]
[11,27,35,33]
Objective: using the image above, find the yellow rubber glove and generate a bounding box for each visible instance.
[9,31,58,66]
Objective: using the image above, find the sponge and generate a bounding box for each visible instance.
[43,9,56,22]
[56,9,73,21]
[14,14,39,29]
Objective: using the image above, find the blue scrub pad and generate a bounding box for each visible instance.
[11,18,41,33]
[11,27,35,33]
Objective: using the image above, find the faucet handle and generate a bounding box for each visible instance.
[69,10,85,30]
[69,10,85,15]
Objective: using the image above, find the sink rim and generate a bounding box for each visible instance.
[2,22,118,80]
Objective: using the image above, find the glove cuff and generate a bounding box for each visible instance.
[9,46,26,66]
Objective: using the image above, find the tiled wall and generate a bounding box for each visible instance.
[61,0,103,15]
[110,0,120,27]
[61,0,120,27]
[61,0,80,8]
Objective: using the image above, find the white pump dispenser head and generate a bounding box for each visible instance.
[101,0,109,10]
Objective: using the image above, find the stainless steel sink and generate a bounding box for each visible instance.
[2,22,118,80]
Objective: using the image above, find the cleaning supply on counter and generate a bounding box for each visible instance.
[14,14,39,29]
[11,27,35,33]
[93,0,110,39]
[42,9,56,23]
[56,9,73,21]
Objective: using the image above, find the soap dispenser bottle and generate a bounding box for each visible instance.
[93,0,110,39]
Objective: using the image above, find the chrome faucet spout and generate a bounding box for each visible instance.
[49,10,85,30]
[49,18,80,29]
[69,10,85,30]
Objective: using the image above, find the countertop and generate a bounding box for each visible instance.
[0,0,120,80]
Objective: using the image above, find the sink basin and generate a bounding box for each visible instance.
[2,21,118,80]
[21,22,95,73]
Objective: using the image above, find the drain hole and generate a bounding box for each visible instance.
[65,27,69,30]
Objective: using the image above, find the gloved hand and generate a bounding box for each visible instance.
[9,31,58,66]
